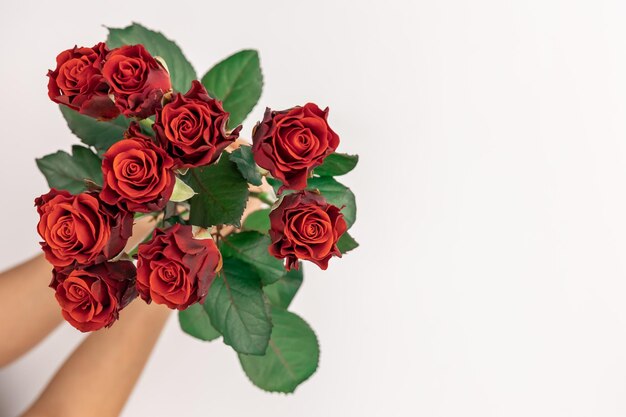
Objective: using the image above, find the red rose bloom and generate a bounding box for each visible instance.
[100,123,175,213]
[136,224,222,310]
[51,261,137,332]
[35,189,133,269]
[50,261,137,332]
[47,43,119,120]
[153,80,240,168]
[102,44,171,119]
[252,103,340,192]
[269,191,347,270]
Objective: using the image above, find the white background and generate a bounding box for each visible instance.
[1,0,626,416]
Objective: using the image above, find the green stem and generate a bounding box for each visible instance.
[250,191,276,206]
[138,118,154,131]
[126,225,158,258]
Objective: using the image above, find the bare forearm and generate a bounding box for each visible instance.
[0,254,62,367]
[23,300,171,417]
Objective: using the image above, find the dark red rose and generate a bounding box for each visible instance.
[102,44,171,119]
[100,123,175,213]
[136,224,222,310]
[252,103,340,192]
[47,43,119,120]
[35,189,133,269]
[269,191,347,270]
[153,80,240,168]
[50,261,137,332]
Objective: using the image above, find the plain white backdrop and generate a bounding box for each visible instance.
[2,0,626,415]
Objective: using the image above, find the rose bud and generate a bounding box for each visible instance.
[102,44,171,119]
[252,103,340,192]
[136,224,222,310]
[35,189,133,269]
[50,261,137,332]
[153,80,240,168]
[47,42,120,120]
[269,190,347,270]
[100,123,175,213]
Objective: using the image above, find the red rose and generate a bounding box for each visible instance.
[35,189,133,269]
[252,103,340,191]
[153,80,240,168]
[136,224,222,310]
[102,44,171,119]
[51,261,137,332]
[269,191,347,270]
[100,123,175,213]
[47,43,119,120]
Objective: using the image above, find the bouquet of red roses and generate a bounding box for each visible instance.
[35,23,358,393]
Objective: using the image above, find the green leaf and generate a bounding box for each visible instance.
[315,153,359,177]
[36,145,103,194]
[106,22,197,93]
[170,176,196,202]
[205,257,272,355]
[266,177,282,195]
[201,50,263,129]
[243,208,271,234]
[263,265,303,309]
[337,232,359,254]
[221,231,285,285]
[178,302,221,341]
[229,146,262,186]
[307,177,356,228]
[71,146,103,185]
[238,307,319,393]
[60,106,129,154]
[188,156,249,227]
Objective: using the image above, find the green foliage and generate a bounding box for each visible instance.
[107,23,197,93]
[266,177,282,195]
[307,177,357,228]
[179,302,221,341]
[188,156,249,227]
[205,258,272,355]
[36,145,102,194]
[315,153,359,177]
[337,232,359,254]
[44,25,358,394]
[229,146,262,186]
[170,177,196,202]
[60,106,129,154]
[220,231,284,285]
[263,266,303,309]
[201,50,263,129]
[239,307,319,393]
[242,208,271,234]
